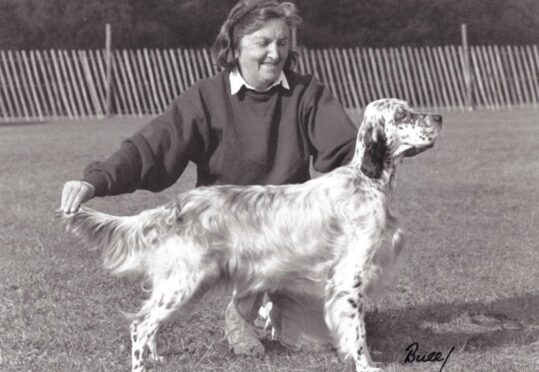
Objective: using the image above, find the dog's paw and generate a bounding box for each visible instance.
[148,353,164,362]
[357,367,384,372]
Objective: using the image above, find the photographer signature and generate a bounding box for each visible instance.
[404,342,455,371]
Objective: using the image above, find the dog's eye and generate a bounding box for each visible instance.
[394,111,407,121]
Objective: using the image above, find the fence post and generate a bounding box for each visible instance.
[105,23,112,117]
[461,24,473,111]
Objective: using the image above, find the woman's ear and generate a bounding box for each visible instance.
[360,124,387,179]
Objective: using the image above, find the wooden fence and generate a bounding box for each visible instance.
[0,45,538,121]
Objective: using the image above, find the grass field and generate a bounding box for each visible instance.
[0,108,538,372]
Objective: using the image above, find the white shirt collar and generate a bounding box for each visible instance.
[229,69,289,95]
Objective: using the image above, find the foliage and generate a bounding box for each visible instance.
[0,0,538,49]
[295,0,539,47]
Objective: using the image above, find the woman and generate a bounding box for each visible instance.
[61,0,358,356]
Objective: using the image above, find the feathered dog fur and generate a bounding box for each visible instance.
[61,99,442,372]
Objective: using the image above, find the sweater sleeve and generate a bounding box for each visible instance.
[82,94,205,196]
[303,76,358,173]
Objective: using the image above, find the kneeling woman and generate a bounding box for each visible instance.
[60,0,358,355]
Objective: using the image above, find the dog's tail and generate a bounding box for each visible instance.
[59,205,174,276]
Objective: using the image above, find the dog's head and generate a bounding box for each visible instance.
[356,98,442,178]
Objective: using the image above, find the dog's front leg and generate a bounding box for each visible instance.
[325,258,383,372]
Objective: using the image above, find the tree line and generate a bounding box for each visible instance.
[0,0,538,50]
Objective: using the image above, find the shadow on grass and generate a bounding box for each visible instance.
[367,292,539,364]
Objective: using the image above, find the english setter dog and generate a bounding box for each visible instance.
[61,98,442,372]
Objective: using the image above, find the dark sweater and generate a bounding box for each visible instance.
[83,70,358,196]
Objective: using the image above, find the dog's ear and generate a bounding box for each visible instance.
[360,125,388,179]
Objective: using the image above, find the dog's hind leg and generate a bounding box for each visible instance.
[129,265,219,372]
[325,260,382,372]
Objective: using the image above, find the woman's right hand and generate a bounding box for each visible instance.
[61,180,96,213]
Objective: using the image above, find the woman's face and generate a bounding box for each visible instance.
[236,18,290,90]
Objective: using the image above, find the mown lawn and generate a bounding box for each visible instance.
[0,108,538,372]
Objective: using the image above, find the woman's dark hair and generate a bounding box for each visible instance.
[212,0,302,71]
